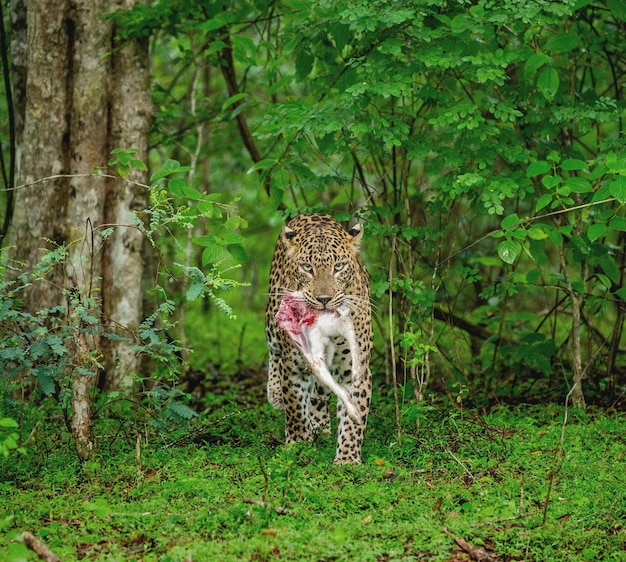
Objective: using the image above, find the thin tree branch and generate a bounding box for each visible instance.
[388,234,402,446]
[218,31,270,195]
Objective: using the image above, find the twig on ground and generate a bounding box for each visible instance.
[442,527,496,562]
[446,448,475,482]
[22,532,61,562]
[244,498,295,516]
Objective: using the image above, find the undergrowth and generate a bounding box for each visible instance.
[1,393,625,562]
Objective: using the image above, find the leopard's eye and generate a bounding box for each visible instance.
[334,262,346,273]
[300,263,313,274]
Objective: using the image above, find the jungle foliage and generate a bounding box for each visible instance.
[1,0,626,462]
[108,0,626,409]
[1,1,626,560]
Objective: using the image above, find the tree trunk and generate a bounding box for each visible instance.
[8,0,71,308]
[6,0,153,452]
[101,0,152,390]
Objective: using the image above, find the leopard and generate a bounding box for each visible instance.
[265,213,373,464]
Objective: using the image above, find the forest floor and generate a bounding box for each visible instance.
[1,382,626,562]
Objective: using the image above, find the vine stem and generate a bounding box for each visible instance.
[542,384,576,526]
[388,234,402,447]
[2,172,150,192]
[557,243,586,409]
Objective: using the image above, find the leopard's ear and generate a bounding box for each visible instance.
[281,225,297,244]
[347,222,363,246]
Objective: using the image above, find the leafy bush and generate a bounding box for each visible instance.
[0,417,25,458]
[0,151,250,460]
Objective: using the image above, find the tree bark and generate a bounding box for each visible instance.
[6,0,152,421]
[101,0,153,390]
[8,0,71,307]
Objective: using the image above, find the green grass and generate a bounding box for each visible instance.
[2,398,626,561]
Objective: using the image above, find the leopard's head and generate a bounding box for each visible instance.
[281,214,364,311]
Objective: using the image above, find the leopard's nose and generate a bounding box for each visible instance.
[316,296,332,307]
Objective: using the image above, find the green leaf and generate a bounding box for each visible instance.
[592,183,611,203]
[226,244,249,263]
[330,22,350,52]
[379,38,402,55]
[498,240,521,264]
[130,159,147,171]
[542,175,561,189]
[548,228,563,245]
[194,235,217,247]
[169,178,189,197]
[232,35,257,64]
[197,200,215,217]
[269,184,284,210]
[295,49,314,79]
[535,193,553,212]
[501,213,521,229]
[0,418,18,429]
[150,168,174,182]
[523,53,550,81]
[527,160,551,178]
[527,226,548,240]
[565,177,592,193]
[605,152,622,172]
[35,370,56,396]
[181,186,203,201]
[609,176,626,204]
[601,255,620,284]
[561,159,587,171]
[222,233,245,245]
[268,75,293,95]
[201,244,222,266]
[587,223,606,242]
[595,273,611,289]
[545,32,580,53]
[116,164,130,179]
[162,159,181,172]
[186,281,205,301]
[222,93,249,112]
[526,268,542,283]
[537,67,559,101]
[167,401,198,420]
[110,147,134,155]
[608,216,626,232]
[199,12,234,32]
[247,158,275,174]
[615,287,626,300]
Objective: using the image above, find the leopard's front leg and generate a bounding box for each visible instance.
[280,365,315,442]
[280,358,332,442]
[333,368,372,464]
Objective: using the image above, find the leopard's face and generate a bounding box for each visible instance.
[287,227,362,311]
